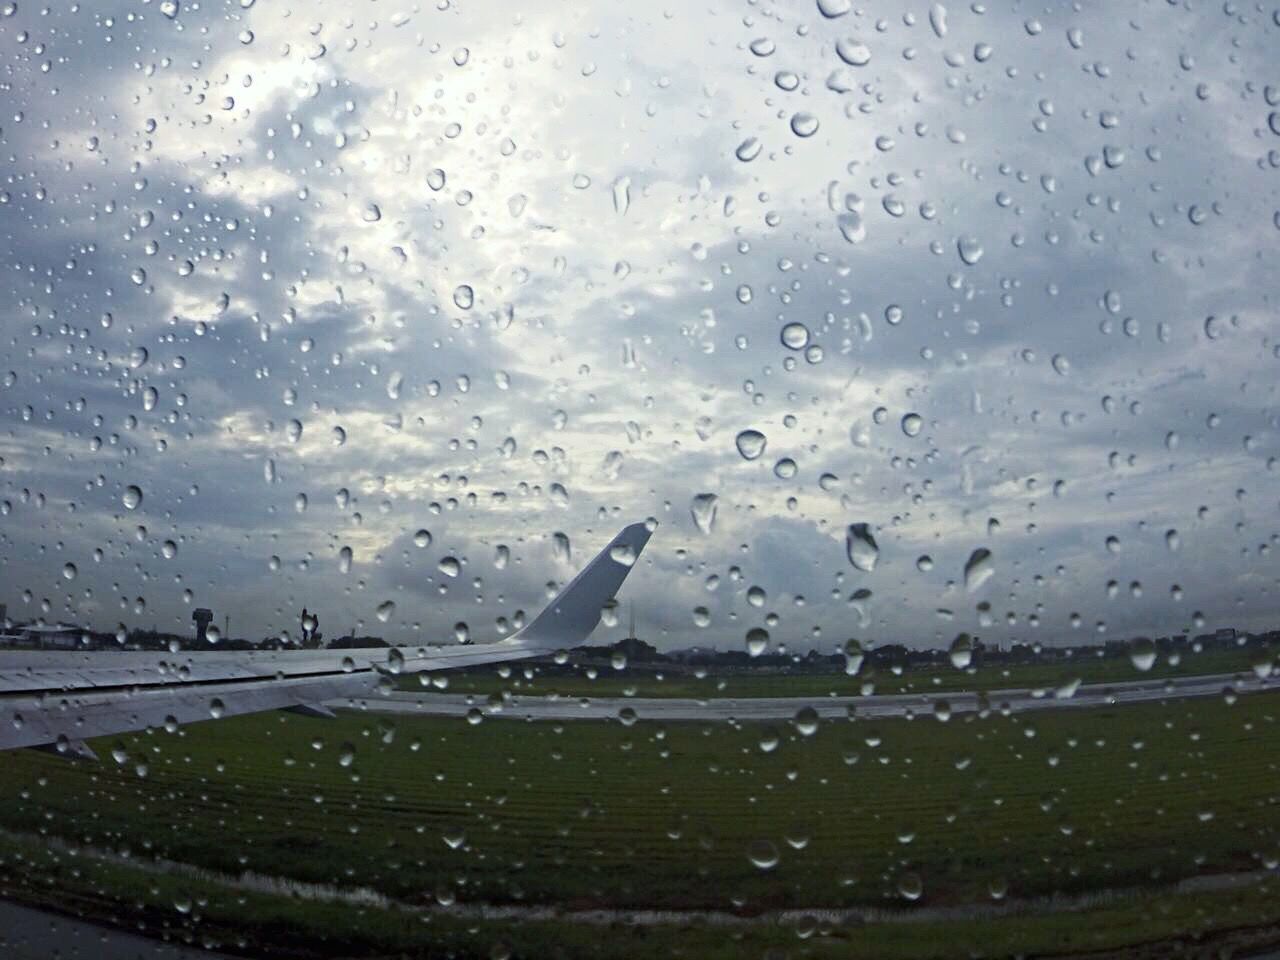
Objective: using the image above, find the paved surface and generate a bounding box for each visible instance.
[345,672,1274,722]
[0,899,235,960]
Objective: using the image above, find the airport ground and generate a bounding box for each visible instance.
[1,668,1279,958]
[400,642,1263,699]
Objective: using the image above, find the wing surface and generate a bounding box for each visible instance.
[0,521,654,754]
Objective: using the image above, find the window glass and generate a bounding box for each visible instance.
[1,1,1278,957]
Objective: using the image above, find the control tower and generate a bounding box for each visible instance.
[192,608,213,645]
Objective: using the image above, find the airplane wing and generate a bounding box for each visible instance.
[0,521,655,758]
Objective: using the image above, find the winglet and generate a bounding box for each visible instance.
[512,521,654,652]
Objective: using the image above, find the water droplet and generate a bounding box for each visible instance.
[414,529,433,548]
[901,413,923,437]
[957,235,984,265]
[1128,637,1156,672]
[780,323,810,350]
[122,485,143,510]
[816,0,850,17]
[790,112,820,138]
[844,639,864,675]
[612,176,631,215]
[362,203,381,223]
[949,633,973,669]
[837,210,865,244]
[438,557,460,578]
[610,542,638,567]
[835,38,872,66]
[963,548,994,592]
[773,458,797,479]
[928,2,948,38]
[1250,652,1273,680]
[735,429,768,460]
[427,168,446,191]
[691,494,719,535]
[846,523,879,572]
[552,532,572,564]
[793,706,819,736]
[209,697,225,719]
[62,562,77,581]
[747,839,780,870]
[1054,677,1081,700]
[897,871,924,901]
[339,546,353,574]
[735,137,763,162]
[745,627,770,658]
[376,601,396,623]
[338,742,356,767]
[453,285,475,310]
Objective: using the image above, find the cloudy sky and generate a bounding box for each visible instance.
[1,0,1277,654]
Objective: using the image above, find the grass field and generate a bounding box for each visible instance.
[1,689,1278,957]
[4,828,1280,960]
[6,826,1280,960]
[401,643,1264,699]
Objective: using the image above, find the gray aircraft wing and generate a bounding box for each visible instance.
[0,521,654,757]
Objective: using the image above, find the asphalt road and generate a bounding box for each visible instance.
[346,671,1273,722]
[0,899,235,960]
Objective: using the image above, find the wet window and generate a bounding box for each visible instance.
[1,1,1279,957]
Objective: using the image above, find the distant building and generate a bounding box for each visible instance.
[617,603,660,662]
[0,623,85,649]
[192,608,213,644]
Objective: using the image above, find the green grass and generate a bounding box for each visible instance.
[4,827,1280,959]
[404,643,1262,699]
[1,690,1278,916]
[2,688,1280,957]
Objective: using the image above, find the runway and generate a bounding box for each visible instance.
[345,671,1275,723]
